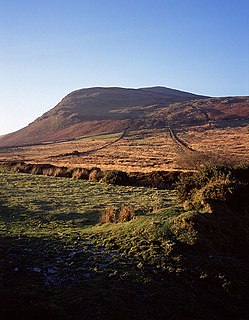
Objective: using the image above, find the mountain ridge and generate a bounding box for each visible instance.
[0,86,206,147]
[0,86,248,148]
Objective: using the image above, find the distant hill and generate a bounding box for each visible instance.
[0,86,206,147]
[0,86,248,148]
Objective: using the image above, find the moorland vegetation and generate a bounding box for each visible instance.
[0,86,248,319]
[0,157,249,319]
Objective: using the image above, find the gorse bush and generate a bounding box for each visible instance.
[176,165,249,212]
[176,166,231,203]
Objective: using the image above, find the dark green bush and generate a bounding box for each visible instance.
[71,168,90,179]
[175,165,249,212]
[101,170,129,185]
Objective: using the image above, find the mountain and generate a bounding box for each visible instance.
[0,86,206,147]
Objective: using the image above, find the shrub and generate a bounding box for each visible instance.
[101,170,129,185]
[176,165,236,211]
[172,165,249,257]
[71,168,90,179]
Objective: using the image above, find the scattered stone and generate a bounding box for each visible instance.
[47,267,57,274]
[108,270,118,277]
[68,249,83,258]
[83,273,91,278]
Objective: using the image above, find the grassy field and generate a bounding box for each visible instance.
[178,124,249,165]
[0,129,178,172]
[1,171,249,320]
[0,171,177,238]
[0,123,248,172]
[0,171,182,320]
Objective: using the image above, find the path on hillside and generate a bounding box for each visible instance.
[52,123,198,159]
[0,129,128,152]
[166,124,196,154]
[51,128,130,159]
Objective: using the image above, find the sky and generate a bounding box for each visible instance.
[0,0,248,135]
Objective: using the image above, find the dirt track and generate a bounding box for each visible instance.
[166,124,196,154]
[51,129,129,158]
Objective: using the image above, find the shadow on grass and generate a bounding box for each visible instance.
[0,234,248,320]
[0,199,99,227]
[0,234,180,320]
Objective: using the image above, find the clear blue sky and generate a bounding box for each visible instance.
[0,0,248,135]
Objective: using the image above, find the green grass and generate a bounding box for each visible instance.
[0,172,182,279]
[0,172,178,239]
[1,172,248,320]
[0,172,185,319]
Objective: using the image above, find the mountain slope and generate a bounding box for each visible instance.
[154,96,249,126]
[0,86,205,147]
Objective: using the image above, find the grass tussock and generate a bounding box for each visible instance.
[100,204,135,223]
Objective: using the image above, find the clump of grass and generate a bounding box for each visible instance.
[100,204,135,223]
[100,205,118,223]
[71,167,90,179]
[88,167,103,181]
[119,204,135,222]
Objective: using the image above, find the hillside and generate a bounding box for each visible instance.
[158,96,249,126]
[0,88,248,171]
[0,86,205,147]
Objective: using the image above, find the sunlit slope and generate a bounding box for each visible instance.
[0,86,205,147]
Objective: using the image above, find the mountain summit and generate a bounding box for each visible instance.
[0,86,205,147]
